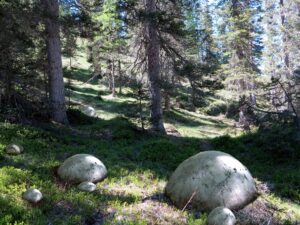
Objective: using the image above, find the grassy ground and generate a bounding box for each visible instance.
[0,52,299,225]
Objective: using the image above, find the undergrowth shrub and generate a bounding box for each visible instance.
[211,135,247,153]
[138,139,196,169]
[204,100,227,116]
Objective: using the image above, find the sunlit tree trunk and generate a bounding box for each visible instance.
[145,0,165,133]
[280,0,290,73]
[42,0,68,124]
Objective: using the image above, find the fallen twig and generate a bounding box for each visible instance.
[181,191,196,212]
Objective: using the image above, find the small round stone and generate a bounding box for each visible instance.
[6,144,23,155]
[22,188,43,203]
[78,181,96,192]
[81,106,96,117]
[207,207,236,225]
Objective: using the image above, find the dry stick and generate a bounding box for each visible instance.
[82,73,99,84]
[181,191,196,212]
[266,218,272,225]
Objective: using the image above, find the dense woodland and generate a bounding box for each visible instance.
[0,0,299,224]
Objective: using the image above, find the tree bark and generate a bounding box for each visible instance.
[280,0,293,112]
[280,0,290,72]
[164,92,171,111]
[145,0,165,133]
[42,0,68,124]
[118,60,122,94]
[111,59,116,97]
[107,60,113,91]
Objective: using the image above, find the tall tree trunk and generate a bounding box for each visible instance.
[111,59,116,97]
[107,60,112,91]
[280,0,290,72]
[164,92,171,111]
[280,0,293,112]
[145,0,165,133]
[42,0,68,124]
[296,2,300,117]
[3,70,12,105]
[118,60,123,94]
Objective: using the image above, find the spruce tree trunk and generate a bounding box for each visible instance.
[145,0,165,133]
[118,60,122,94]
[43,0,68,124]
[280,0,293,112]
[111,59,116,97]
[107,60,113,91]
[296,3,300,117]
[164,92,171,111]
[280,0,290,72]
[3,71,12,105]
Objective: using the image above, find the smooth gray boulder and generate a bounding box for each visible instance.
[6,144,23,155]
[165,151,257,211]
[22,188,43,203]
[57,154,107,183]
[81,106,96,117]
[78,181,97,192]
[207,207,236,225]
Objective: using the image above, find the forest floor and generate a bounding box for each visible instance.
[0,52,299,225]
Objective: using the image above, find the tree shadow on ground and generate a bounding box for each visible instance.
[64,68,96,84]
[68,86,100,97]
[164,109,228,129]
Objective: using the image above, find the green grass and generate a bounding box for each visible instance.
[0,50,299,225]
[1,115,299,224]
[0,119,201,225]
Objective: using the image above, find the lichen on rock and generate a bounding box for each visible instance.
[165,151,257,211]
[58,154,107,183]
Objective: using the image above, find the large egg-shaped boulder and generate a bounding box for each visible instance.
[165,151,257,211]
[207,207,236,225]
[57,154,107,183]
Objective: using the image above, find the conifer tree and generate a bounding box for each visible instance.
[42,0,69,124]
[144,0,165,132]
[218,0,263,105]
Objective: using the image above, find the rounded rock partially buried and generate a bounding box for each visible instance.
[81,106,96,117]
[58,154,107,183]
[22,188,43,203]
[78,181,97,192]
[165,151,257,211]
[6,144,23,155]
[207,207,236,225]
